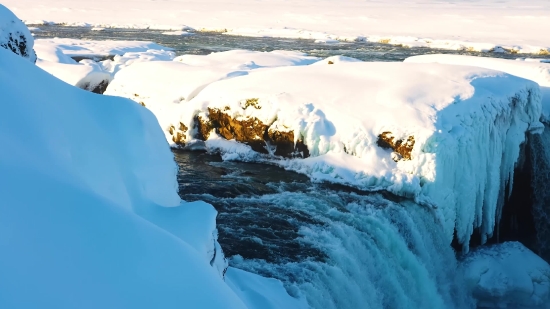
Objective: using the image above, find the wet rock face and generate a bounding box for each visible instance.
[194,107,309,158]
[0,7,37,63]
[377,131,415,161]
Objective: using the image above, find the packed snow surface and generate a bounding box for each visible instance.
[462,242,550,308]
[0,44,303,309]
[406,54,550,122]
[105,52,542,250]
[4,0,550,53]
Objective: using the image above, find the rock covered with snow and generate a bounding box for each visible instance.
[405,54,550,122]
[462,242,550,309]
[37,56,112,94]
[0,3,36,62]
[108,55,543,250]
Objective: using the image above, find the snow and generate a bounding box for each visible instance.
[105,50,319,142]
[225,267,309,309]
[34,37,173,60]
[0,45,256,308]
[462,242,550,309]
[100,49,176,74]
[3,0,550,54]
[162,30,194,36]
[107,56,542,249]
[405,54,550,123]
[0,3,36,62]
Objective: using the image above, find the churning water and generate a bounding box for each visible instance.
[174,151,474,309]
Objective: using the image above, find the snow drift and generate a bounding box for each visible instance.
[0,45,252,308]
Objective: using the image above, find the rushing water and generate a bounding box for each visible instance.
[174,150,474,309]
[30,25,549,62]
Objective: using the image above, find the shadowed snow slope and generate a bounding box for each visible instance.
[0,47,251,308]
[108,56,543,249]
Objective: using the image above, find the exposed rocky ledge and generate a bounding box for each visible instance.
[169,106,310,158]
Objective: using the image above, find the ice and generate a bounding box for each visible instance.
[462,242,550,308]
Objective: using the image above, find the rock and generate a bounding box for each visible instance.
[194,107,309,158]
[377,131,415,161]
[461,242,550,309]
[0,4,37,63]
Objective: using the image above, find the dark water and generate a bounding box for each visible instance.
[30,25,548,62]
[172,150,472,309]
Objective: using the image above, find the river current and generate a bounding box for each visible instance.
[33,26,549,308]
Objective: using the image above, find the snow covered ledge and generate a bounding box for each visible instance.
[163,61,542,250]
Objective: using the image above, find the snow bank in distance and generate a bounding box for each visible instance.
[462,242,550,309]
[162,30,194,36]
[0,3,36,62]
[34,37,173,60]
[405,54,550,122]
[0,46,251,308]
[5,0,550,54]
[100,49,176,75]
[173,50,319,69]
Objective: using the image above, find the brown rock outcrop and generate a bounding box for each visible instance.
[377,131,415,161]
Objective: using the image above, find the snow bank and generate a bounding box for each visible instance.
[4,0,550,54]
[405,54,550,122]
[0,46,251,308]
[99,49,176,75]
[37,58,111,93]
[462,242,550,309]
[34,37,172,61]
[109,58,542,248]
[105,50,319,143]
[0,3,36,62]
